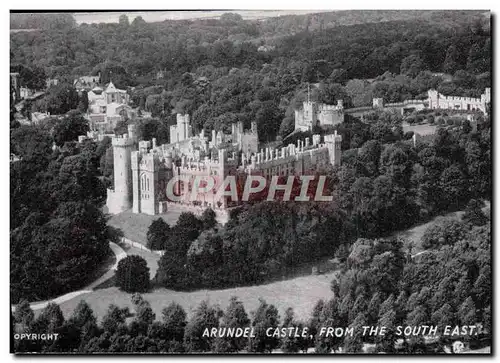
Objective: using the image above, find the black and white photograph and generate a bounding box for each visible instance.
[8,9,492,355]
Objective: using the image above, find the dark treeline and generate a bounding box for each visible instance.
[10,116,115,303]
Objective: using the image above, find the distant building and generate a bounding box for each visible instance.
[20,86,35,99]
[86,82,135,133]
[169,114,193,144]
[155,70,166,79]
[257,45,276,52]
[74,74,101,93]
[10,72,20,101]
[428,88,490,115]
[31,112,51,124]
[46,78,59,89]
[294,100,345,132]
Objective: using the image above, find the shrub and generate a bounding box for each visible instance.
[146,218,170,250]
[116,255,150,293]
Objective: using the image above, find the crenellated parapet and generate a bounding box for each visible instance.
[112,133,136,147]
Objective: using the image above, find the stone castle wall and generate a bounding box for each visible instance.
[106,117,343,218]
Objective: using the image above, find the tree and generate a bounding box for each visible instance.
[377,309,397,353]
[430,303,455,327]
[69,300,96,330]
[201,208,217,230]
[14,299,34,327]
[118,14,130,27]
[400,54,425,77]
[443,45,462,74]
[174,212,203,242]
[102,304,129,333]
[214,296,250,352]
[343,312,367,353]
[116,255,150,293]
[458,297,476,326]
[183,300,220,352]
[38,303,65,333]
[135,300,156,326]
[248,298,280,353]
[36,83,79,115]
[280,308,308,353]
[146,218,170,250]
[162,302,187,342]
[462,199,488,226]
[308,299,325,338]
[52,111,90,146]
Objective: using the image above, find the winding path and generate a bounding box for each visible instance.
[11,242,127,312]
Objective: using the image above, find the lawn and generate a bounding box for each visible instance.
[395,210,464,254]
[58,271,335,323]
[107,209,183,245]
[402,123,437,136]
[395,200,490,254]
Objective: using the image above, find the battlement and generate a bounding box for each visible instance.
[246,134,333,170]
[112,133,136,147]
[440,95,481,103]
[317,101,344,111]
[324,130,343,143]
[176,113,190,124]
[177,149,238,172]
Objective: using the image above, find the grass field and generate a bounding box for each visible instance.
[58,270,335,323]
[402,123,438,136]
[395,200,490,254]
[107,209,182,245]
[395,210,463,254]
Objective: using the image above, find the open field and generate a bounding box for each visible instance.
[396,211,463,254]
[57,270,335,323]
[107,209,182,245]
[396,200,490,254]
[402,123,438,136]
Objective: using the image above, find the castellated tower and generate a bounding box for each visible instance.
[106,124,137,214]
[324,130,343,167]
[427,89,439,109]
[132,148,161,216]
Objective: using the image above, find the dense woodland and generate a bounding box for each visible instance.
[11,11,490,142]
[10,11,491,353]
[10,117,114,302]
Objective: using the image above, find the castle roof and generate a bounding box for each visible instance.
[105,81,127,94]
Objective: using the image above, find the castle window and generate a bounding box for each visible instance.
[147,178,150,191]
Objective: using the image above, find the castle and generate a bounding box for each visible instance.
[294,99,345,132]
[427,88,490,114]
[371,88,491,115]
[106,115,342,217]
